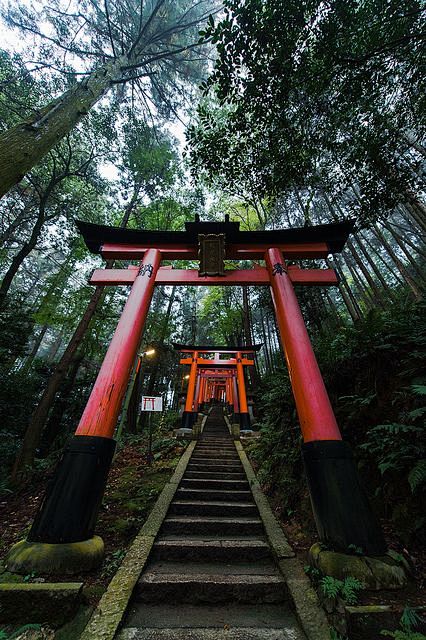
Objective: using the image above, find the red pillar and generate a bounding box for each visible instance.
[265,248,341,443]
[236,351,250,429]
[265,247,385,554]
[193,373,202,412]
[197,376,205,411]
[232,375,239,416]
[76,249,162,438]
[182,351,198,427]
[26,248,162,546]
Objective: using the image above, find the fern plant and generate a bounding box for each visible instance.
[408,460,426,493]
[381,606,426,639]
[320,575,363,605]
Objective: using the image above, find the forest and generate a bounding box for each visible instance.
[0,1,425,639]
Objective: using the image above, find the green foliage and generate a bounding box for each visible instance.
[400,608,424,632]
[101,548,126,578]
[381,606,426,639]
[330,630,348,640]
[408,460,426,493]
[250,297,425,546]
[190,0,424,224]
[0,626,42,640]
[320,575,363,605]
[304,565,321,581]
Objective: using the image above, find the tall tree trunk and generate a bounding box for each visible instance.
[19,324,49,374]
[0,203,46,309]
[324,292,342,325]
[45,329,64,364]
[372,226,423,299]
[242,287,252,346]
[0,58,125,198]
[259,306,272,373]
[266,313,276,372]
[346,239,386,308]
[0,203,33,246]
[137,288,176,431]
[352,234,397,300]
[402,202,426,234]
[330,258,363,320]
[39,352,84,455]
[241,286,259,386]
[406,194,426,225]
[381,223,426,282]
[394,210,426,258]
[342,254,376,309]
[361,234,405,286]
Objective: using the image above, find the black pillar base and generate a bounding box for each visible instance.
[28,435,116,544]
[302,440,386,555]
[239,412,251,429]
[182,411,197,428]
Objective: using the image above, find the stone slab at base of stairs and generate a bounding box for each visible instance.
[119,629,305,639]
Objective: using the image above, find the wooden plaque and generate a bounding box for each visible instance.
[198,234,226,276]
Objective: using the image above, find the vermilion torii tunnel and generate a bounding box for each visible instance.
[174,344,261,431]
[7,216,386,574]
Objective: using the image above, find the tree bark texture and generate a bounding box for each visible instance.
[0,58,124,198]
[372,226,423,299]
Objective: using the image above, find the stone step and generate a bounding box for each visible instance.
[169,501,257,517]
[197,444,232,448]
[176,488,253,502]
[135,572,286,604]
[180,478,249,491]
[192,452,238,460]
[119,603,300,632]
[118,629,303,639]
[194,445,238,457]
[161,517,264,536]
[151,539,272,562]
[195,443,235,448]
[189,458,241,465]
[187,463,242,472]
[147,561,279,576]
[184,471,246,480]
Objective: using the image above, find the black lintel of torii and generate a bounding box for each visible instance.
[75,217,354,256]
[173,344,263,353]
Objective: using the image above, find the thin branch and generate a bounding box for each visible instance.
[104,0,118,58]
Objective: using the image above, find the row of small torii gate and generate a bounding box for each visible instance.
[176,344,259,432]
[8,215,386,574]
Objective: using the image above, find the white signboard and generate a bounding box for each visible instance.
[140,396,163,412]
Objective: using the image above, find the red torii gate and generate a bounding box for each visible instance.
[8,216,385,574]
[174,344,259,429]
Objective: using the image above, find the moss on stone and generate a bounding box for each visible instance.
[309,544,408,590]
[0,582,83,625]
[6,536,104,576]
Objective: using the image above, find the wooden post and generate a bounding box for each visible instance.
[266,247,386,554]
[182,351,198,428]
[27,249,162,546]
[236,351,250,429]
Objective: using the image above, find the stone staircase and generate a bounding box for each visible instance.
[117,407,306,639]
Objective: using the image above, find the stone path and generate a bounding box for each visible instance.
[117,407,307,639]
